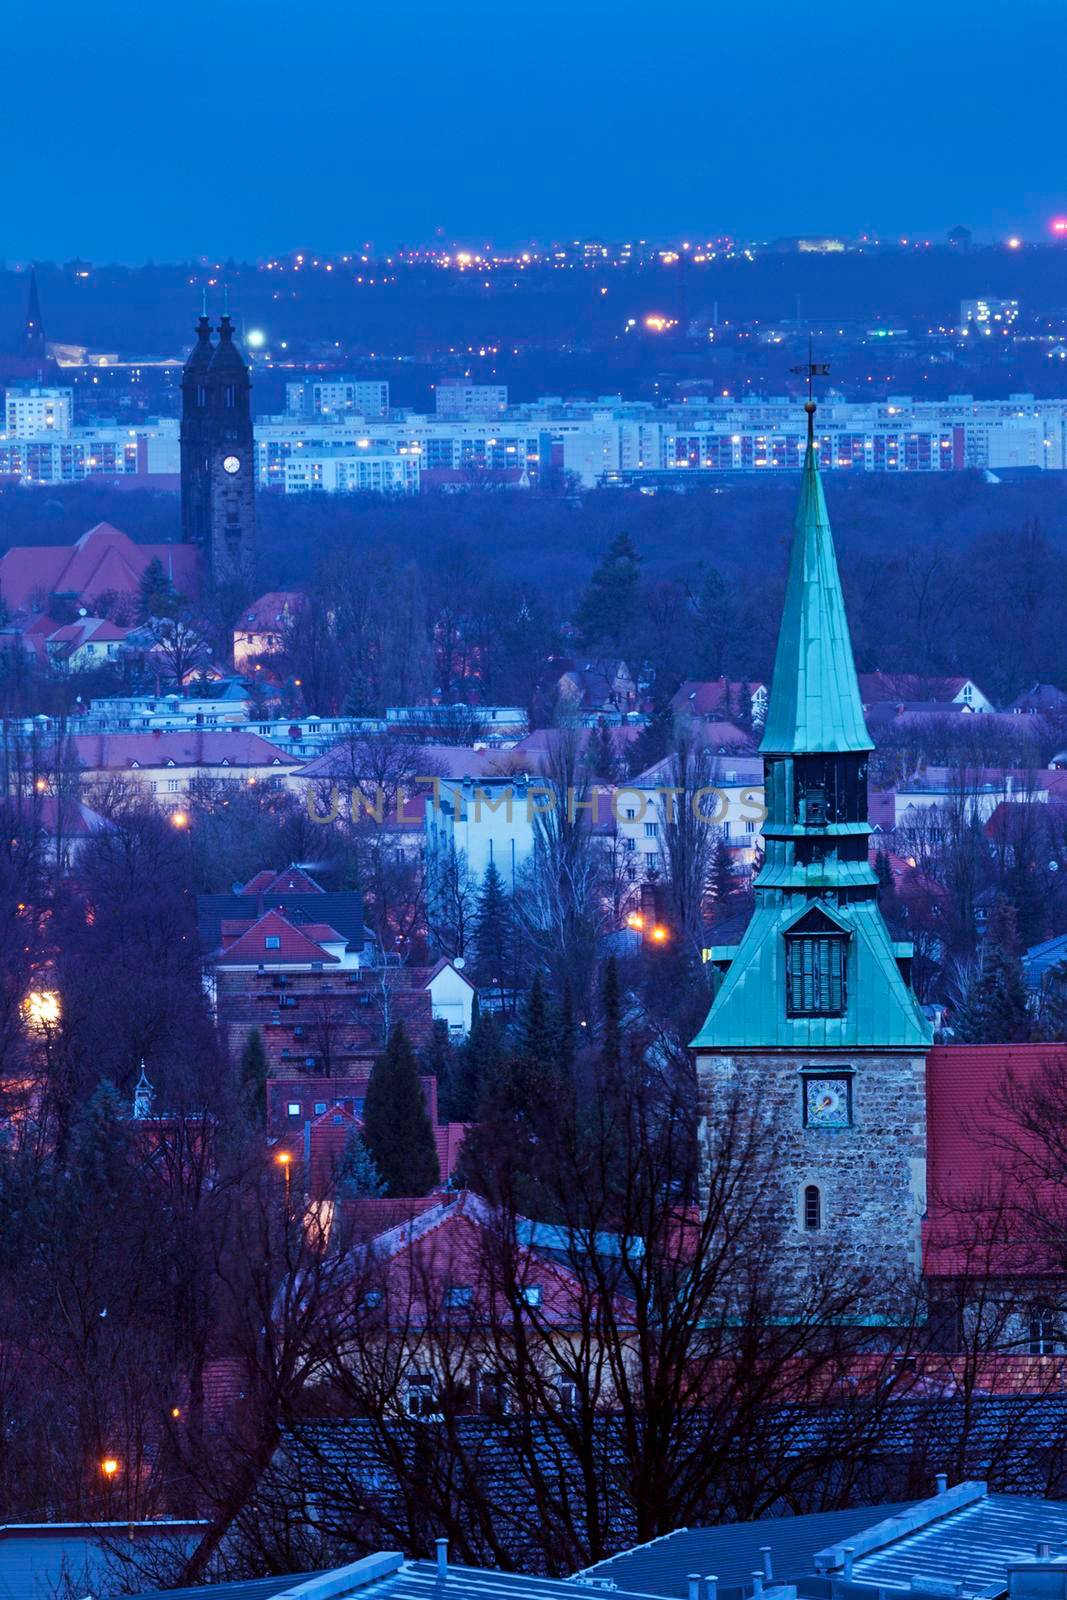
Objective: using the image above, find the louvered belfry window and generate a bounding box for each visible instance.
[785,933,847,1017]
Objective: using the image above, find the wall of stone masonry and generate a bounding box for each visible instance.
[696,1049,928,1295]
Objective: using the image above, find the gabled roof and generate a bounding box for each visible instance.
[760,418,872,757]
[197,889,368,956]
[0,523,200,612]
[241,865,325,896]
[236,591,303,632]
[858,672,980,704]
[214,908,341,967]
[670,678,767,717]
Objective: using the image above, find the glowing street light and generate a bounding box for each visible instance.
[169,810,189,830]
[625,912,645,930]
[650,925,669,944]
[276,1149,293,1211]
[245,328,267,349]
[101,1457,119,1478]
[24,990,60,1028]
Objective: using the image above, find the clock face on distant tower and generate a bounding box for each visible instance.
[222,454,241,475]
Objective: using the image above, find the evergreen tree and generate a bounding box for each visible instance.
[459,997,504,1120]
[335,1129,386,1198]
[1039,961,1067,1042]
[557,979,577,1076]
[574,534,641,651]
[362,1024,441,1196]
[629,703,672,776]
[470,862,512,994]
[709,835,735,914]
[70,1079,132,1198]
[600,956,622,1076]
[239,1028,268,1127]
[953,898,1032,1043]
[136,557,177,623]
[520,972,555,1064]
[586,720,622,783]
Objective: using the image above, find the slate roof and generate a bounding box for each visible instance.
[197,891,369,957]
[760,424,872,757]
[572,1503,913,1595]
[1023,933,1067,990]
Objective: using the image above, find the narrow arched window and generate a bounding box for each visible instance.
[803,1184,822,1231]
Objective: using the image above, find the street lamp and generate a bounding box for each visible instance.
[24,990,60,1029]
[650,925,669,944]
[101,1457,119,1479]
[276,1149,293,1213]
[169,810,189,830]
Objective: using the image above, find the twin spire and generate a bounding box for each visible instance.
[758,399,872,757]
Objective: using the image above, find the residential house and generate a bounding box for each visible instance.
[857,672,995,714]
[670,678,768,727]
[233,590,303,669]
[69,730,300,809]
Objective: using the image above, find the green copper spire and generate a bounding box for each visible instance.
[760,404,872,757]
[691,400,930,1053]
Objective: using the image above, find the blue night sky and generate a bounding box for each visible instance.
[8,0,1067,261]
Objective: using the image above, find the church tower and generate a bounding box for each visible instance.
[180,312,256,586]
[692,402,931,1285]
[23,268,46,362]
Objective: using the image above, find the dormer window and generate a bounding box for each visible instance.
[784,908,849,1017]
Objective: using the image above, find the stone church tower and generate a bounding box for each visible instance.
[693,402,931,1285]
[180,312,256,586]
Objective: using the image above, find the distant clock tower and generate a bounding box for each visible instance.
[180,312,256,586]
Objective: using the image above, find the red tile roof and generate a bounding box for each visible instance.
[670,679,767,717]
[925,1043,1067,1276]
[858,673,975,704]
[214,908,341,967]
[236,590,304,632]
[71,730,298,770]
[0,523,200,613]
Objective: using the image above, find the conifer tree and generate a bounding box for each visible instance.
[520,972,555,1064]
[600,956,622,1077]
[471,861,512,995]
[461,997,504,1120]
[574,534,641,651]
[335,1129,386,1198]
[136,557,177,623]
[239,1028,268,1127]
[70,1079,132,1197]
[362,1024,441,1196]
[953,898,1032,1043]
[709,835,735,913]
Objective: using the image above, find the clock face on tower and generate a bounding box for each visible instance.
[803,1076,852,1128]
[222,454,241,475]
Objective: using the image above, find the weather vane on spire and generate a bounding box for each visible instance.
[790,335,831,406]
[791,335,831,446]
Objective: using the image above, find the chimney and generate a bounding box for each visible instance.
[435,1537,448,1576]
[760,1548,773,1582]
[688,1577,701,1600]
[935,1473,948,1495]
[843,1547,855,1582]
[752,1575,764,1599]
[1037,1543,1052,1561]
[706,1578,718,1600]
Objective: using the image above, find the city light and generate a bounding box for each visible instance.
[24,990,60,1028]
[276,1150,292,1167]
[245,328,267,348]
[650,925,669,944]
[626,912,645,930]
[169,810,189,829]
[101,1457,119,1478]
[1007,237,1021,250]
[1052,218,1067,236]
